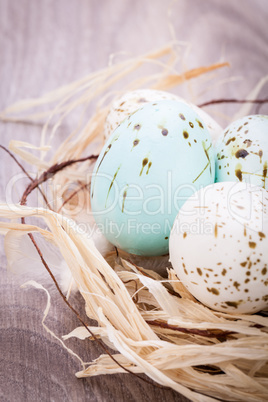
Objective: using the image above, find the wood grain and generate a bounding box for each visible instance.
[0,0,267,401]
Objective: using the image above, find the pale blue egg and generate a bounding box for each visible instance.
[91,100,215,256]
[215,115,268,189]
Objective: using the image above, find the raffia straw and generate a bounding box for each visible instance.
[0,204,267,401]
[1,43,267,401]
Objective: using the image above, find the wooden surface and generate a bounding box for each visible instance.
[0,1,268,401]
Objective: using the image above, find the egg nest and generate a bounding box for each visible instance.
[1,44,267,402]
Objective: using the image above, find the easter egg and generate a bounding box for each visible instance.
[91,100,215,256]
[169,181,268,314]
[104,89,222,144]
[215,115,268,189]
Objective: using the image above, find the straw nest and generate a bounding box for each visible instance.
[0,44,268,402]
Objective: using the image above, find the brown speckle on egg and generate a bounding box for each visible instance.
[232,282,240,291]
[225,301,239,308]
[196,268,202,276]
[263,161,267,178]
[146,161,152,175]
[121,185,129,213]
[226,137,236,145]
[161,128,168,136]
[235,168,243,181]
[139,158,148,176]
[235,149,249,158]
[243,139,252,147]
[196,119,204,129]
[207,287,220,295]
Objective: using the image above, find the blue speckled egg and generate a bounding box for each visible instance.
[215,115,268,189]
[91,100,215,256]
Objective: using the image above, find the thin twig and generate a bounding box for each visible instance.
[198,98,268,108]
[255,97,268,114]
[0,144,51,208]
[20,154,98,206]
[146,320,233,341]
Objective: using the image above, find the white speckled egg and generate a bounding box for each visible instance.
[91,100,215,256]
[169,181,268,314]
[104,89,222,144]
[215,115,268,189]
